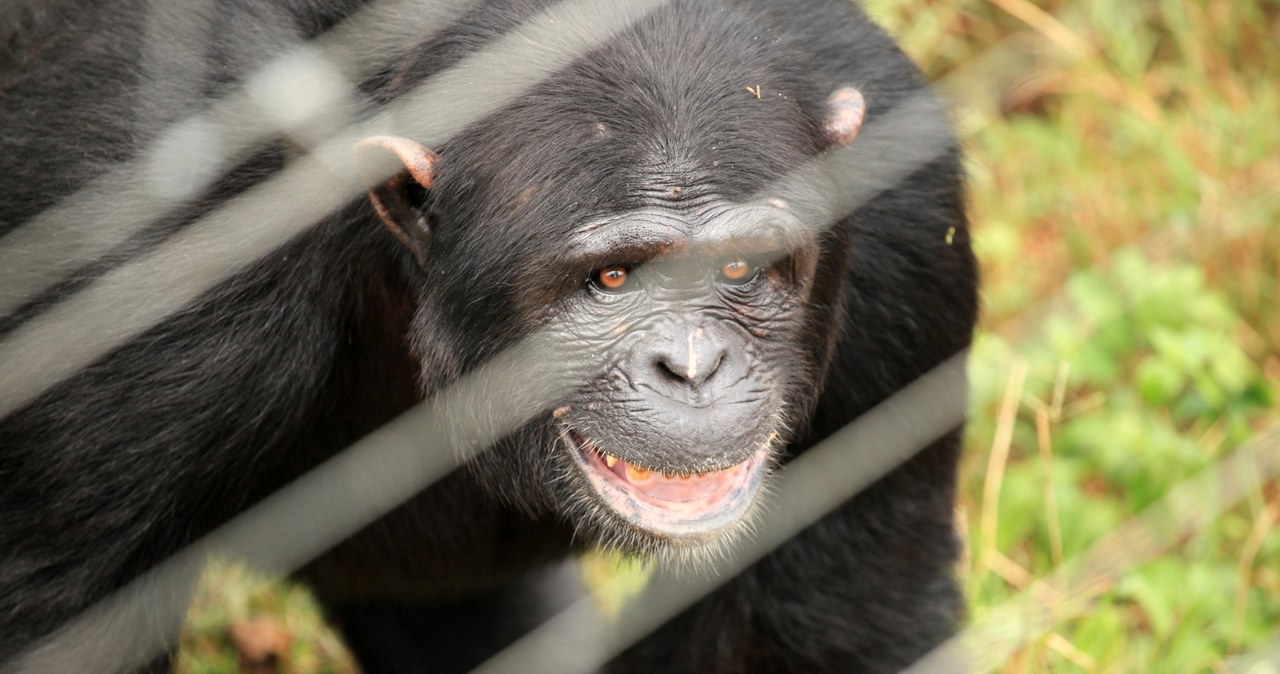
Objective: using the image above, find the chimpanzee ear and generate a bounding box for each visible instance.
[822,86,867,147]
[355,135,439,267]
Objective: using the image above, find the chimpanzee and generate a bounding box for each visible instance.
[0,0,978,672]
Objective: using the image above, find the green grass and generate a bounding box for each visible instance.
[181,1,1280,671]
[860,0,1280,670]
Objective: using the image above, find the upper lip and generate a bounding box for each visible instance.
[563,427,754,474]
[633,382,722,408]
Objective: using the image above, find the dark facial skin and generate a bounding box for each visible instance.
[443,196,825,553]
[558,202,819,472]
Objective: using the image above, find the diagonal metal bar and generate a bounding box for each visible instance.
[456,89,966,673]
[902,425,1280,674]
[1226,637,1280,674]
[15,2,1249,670]
[470,352,971,674]
[1,0,689,669]
[463,46,1280,672]
[3,74,962,673]
[454,9,1280,674]
[4,328,581,674]
[0,0,673,419]
[0,0,484,319]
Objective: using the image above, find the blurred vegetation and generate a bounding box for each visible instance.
[179,563,357,674]
[860,0,1280,670]
[181,0,1279,671]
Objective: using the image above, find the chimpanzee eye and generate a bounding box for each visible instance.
[591,265,633,292]
[718,258,758,284]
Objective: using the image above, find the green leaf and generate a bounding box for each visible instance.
[1135,356,1186,406]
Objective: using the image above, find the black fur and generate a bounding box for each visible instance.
[0,1,978,672]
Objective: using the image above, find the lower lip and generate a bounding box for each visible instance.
[567,431,769,538]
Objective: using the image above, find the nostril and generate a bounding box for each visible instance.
[653,355,687,384]
[651,349,725,388]
[706,352,725,380]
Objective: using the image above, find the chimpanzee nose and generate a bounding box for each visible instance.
[645,327,730,393]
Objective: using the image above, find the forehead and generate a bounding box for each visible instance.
[565,200,817,262]
[441,13,819,189]
[433,87,821,275]
[427,5,827,270]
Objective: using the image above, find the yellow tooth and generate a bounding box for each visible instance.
[679,473,691,480]
[662,471,675,479]
[605,455,618,468]
[626,464,652,481]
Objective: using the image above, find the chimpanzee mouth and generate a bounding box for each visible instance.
[563,429,769,540]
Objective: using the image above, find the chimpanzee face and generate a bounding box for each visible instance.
[352,37,866,557]
[545,201,820,544]
[357,159,857,558]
